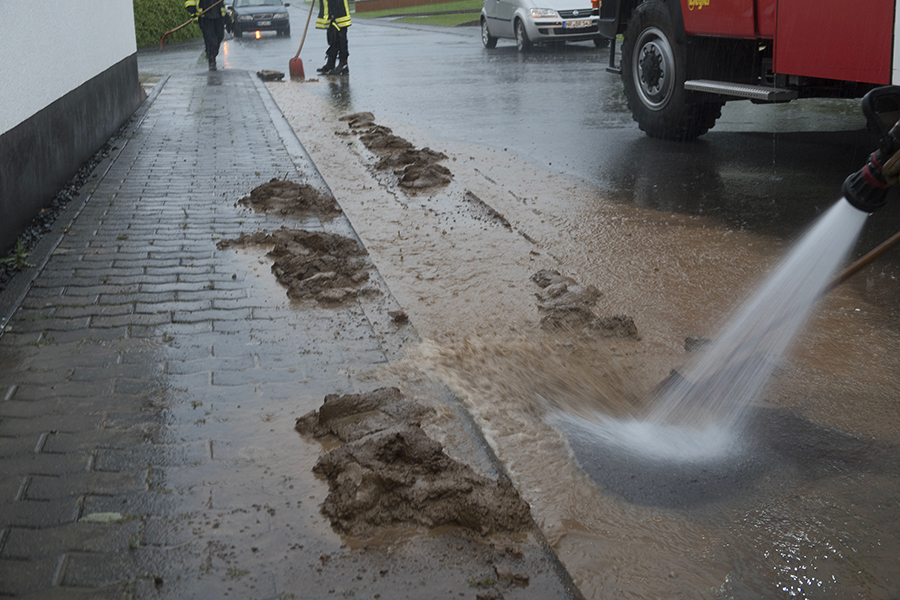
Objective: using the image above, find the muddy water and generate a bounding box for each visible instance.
[269,81,900,599]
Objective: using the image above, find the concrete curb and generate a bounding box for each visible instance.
[252,73,587,600]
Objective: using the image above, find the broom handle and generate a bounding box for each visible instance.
[294,0,317,59]
[824,228,900,294]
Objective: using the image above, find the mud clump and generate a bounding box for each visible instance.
[237,178,340,216]
[532,269,641,340]
[341,111,453,189]
[217,228,369,303]
[296,387,534,539]
[257,70,284,81]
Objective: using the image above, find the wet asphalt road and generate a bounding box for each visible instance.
[144,8,900,254]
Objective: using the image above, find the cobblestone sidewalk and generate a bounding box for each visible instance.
[0,68,581,599]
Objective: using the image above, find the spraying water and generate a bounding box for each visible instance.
[555,199,869,462]
[650,199,868,429]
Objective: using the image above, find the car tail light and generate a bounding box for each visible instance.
[592,0,599,9]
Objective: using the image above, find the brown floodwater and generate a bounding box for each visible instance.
[270,82,900,599]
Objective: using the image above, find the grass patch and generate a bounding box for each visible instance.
[353,0,481,18]
[393,12,479,25]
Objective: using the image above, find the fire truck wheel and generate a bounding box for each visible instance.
[622,1,722,140]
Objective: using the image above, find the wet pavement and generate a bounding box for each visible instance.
[258,23,900,596]
[161,11,900,255]
[0,58,582,598]
[5,15,900,600]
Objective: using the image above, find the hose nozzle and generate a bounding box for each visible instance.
[843,150,894,212]
[844,86,900,213]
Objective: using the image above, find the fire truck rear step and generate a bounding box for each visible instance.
[684,80,799,102]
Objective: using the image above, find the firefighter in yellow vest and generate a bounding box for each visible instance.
[315,0,352,75]
[184,0,228,71]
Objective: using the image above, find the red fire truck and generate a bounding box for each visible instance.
[600,0,898,139]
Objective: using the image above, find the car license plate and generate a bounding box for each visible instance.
[565,19,591,28]
[257,20,271,26]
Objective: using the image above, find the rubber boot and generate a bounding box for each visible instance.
[317,56,335,74]
[333,60,349,75]
[208,57,217,71]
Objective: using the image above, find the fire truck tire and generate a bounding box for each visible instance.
[622,1,722,140]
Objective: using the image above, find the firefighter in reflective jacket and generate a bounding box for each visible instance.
[315,0,352,75]
[184,0,228,71]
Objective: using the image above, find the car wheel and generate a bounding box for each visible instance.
[281,26,291,36]
[234,24,243,38]
[481,18,497,49]
[621,1,722,140]
[593,36,609,48]
[515,19,532,52]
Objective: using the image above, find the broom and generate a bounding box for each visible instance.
[159,0,225,51]
[289,0,318,79]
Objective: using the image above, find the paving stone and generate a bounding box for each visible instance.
[0,435,43,456]
[130,322,213,339]
[211,369,305,386]
[42,429,153,454]
[97,292,178,305]
[0,557,60,595]
[0,368,72,387]
[0,395,146,420]
[134,300,212,314]
[95,441,210,472]
[69,363,166,382]
[177,289,248,301]
[26,470,148,500]
[0,414,104,436]
[91,313,173,328]
[53,304,135,319]
[13,381,114,400]
[17,583,129,600]
[42,327,131,345]
[172,308,252,323]
[2,520,142,559]
[0,497,82,531]
[0,453,89,477]
[0,475,23,503]
[166,356,256,375]
[5,318,91,334]
[60,544,204,589]
[110,378,166,395]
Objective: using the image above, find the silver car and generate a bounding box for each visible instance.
[481,0,606,51]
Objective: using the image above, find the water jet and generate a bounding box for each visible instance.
[557,86,900,494]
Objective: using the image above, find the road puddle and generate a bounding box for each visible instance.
[270,81,900,599]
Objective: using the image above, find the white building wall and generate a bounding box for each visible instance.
[0,0,137,135]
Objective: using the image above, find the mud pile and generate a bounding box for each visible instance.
[237,178,340,216]
[295,387,534,539]
[532,269,641,340]
[217,228,370,303]
[340,112,452,189]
